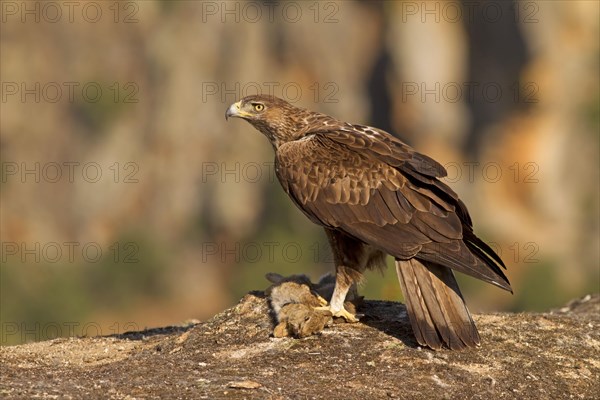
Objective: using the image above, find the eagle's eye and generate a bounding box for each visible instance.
[252,103,265,112]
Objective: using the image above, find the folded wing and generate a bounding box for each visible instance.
[275,127,510,291]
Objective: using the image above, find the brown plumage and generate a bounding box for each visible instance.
[226,95,511,350]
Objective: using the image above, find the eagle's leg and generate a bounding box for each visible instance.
[314,273,358,322]
[314,229,364,323]
[327,266,360,322]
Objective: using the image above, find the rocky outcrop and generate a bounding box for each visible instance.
[1,294,598,399]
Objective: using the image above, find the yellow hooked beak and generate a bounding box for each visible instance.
[225,101,252,120]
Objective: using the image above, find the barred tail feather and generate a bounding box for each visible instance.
[395,258,480,350]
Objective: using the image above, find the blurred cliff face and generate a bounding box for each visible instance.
[1,1,598,344]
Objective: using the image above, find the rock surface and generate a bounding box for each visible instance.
[1,293,599,399]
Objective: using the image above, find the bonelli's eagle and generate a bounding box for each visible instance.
[226,95,511,350]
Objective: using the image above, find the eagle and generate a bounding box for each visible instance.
[225,95,511,350]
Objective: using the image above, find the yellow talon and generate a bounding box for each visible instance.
[314,306,359,323]
[315,294,329,307]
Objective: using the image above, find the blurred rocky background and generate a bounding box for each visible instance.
[1,0,598,344]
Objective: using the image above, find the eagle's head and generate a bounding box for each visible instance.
[225,95,332,149]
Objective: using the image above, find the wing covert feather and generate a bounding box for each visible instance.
[276,135,459,258]
[275,128,509,289]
